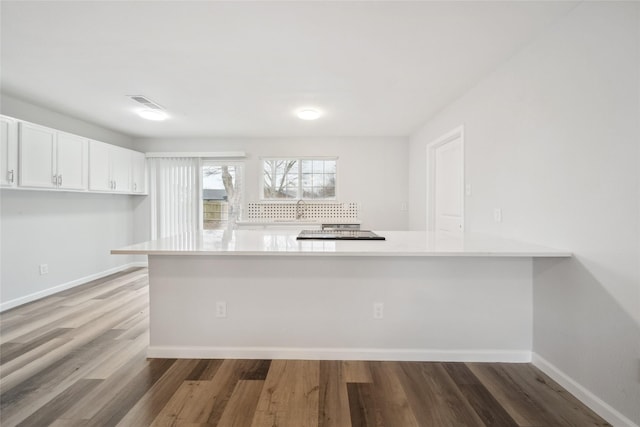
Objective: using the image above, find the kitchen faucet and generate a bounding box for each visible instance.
[296,199,307,220]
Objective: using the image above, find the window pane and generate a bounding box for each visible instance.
[303,187,313,198]
[324,174,336,186]
[203,163,243,231]
[306,188,318,199]
[324,186,336,198]
[285,187,297,198]
[302,173,312,187]
[313,160,324,173]
[263,159,298,198]
[275,161,286,174]
[203,166,224,190]
[325,160,336,174]
[312,174,323,186]
[301,160,313,173]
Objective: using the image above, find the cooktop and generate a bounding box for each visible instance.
[297,230,385,240]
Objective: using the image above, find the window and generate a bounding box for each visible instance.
[202,161,244,229]
[262,158,336,200]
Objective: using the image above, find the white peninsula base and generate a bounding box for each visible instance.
[112,230,571,362]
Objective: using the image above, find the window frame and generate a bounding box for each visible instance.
[260,156,338,201]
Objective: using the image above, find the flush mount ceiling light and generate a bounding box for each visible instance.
[127,95,169,121]
[137,109,169,121]
[296,108,322,120]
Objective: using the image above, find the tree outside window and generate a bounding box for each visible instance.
[263,158,336,200]
[203,162,243,229]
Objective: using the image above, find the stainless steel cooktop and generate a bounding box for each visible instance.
[296,230,385,240]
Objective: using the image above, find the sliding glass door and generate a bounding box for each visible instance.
[201,161,244,230]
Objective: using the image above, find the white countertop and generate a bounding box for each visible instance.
[112,230,571,257]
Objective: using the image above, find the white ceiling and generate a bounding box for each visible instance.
[1,1,576,139]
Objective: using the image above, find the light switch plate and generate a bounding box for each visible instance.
[216,301,227,318]
[494,208,502,223]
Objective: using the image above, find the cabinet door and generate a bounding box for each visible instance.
[89,140,111,191]
[110,146,131,193]
[0,116,18,187]
[19,122,57,189]
[57,132,88,190]
[131,151,146,194]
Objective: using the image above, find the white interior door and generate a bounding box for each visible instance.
[433,134,463,235]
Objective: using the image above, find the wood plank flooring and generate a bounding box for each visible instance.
[0,268,611,427]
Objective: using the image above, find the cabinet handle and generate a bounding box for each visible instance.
[133,183,136,191]
[8,170,14,183]
[114,181,116,190]
[58,175,62,186]
[53,174,58,185]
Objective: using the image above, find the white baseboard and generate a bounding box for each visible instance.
[0,262,148,312]
[148,346,531,362]
[533,353,639,427]
[129,261,149,268]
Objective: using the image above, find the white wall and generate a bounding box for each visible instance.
[0,95,139,310]
[408,2,639,425]
[1,93,134,149]
[0,191,136,305]
[133,136,409,241]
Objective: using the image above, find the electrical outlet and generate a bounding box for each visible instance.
[400,202,408,211]
[493,208,502,223]
[373,302,384,319]
[465,184,472,196]
[216,301,227,318]
[39,264,48,275]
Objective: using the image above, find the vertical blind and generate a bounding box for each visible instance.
[148,157,199,239]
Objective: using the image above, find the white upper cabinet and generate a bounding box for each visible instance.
[56,132,88,190]
[0,115,18,187]
[19,122,57,189]
[3,115,144,195]
[110,145,131,193]
[18,122,88,191]
[131,151,146,194]
[89,140,132,193]
[88,140,111,191]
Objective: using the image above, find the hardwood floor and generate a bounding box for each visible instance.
[0,268,610,427]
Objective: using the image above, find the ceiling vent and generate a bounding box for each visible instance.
[127,95,165,111]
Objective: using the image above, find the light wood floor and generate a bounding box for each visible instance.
[0,268,610,427]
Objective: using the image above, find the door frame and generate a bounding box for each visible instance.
[426,125,465,232]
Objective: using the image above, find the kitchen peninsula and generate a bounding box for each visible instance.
[112,230,570,362]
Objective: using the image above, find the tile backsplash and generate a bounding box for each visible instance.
[247,201,359,221]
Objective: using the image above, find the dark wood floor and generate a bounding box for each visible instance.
[0,268,610,427]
